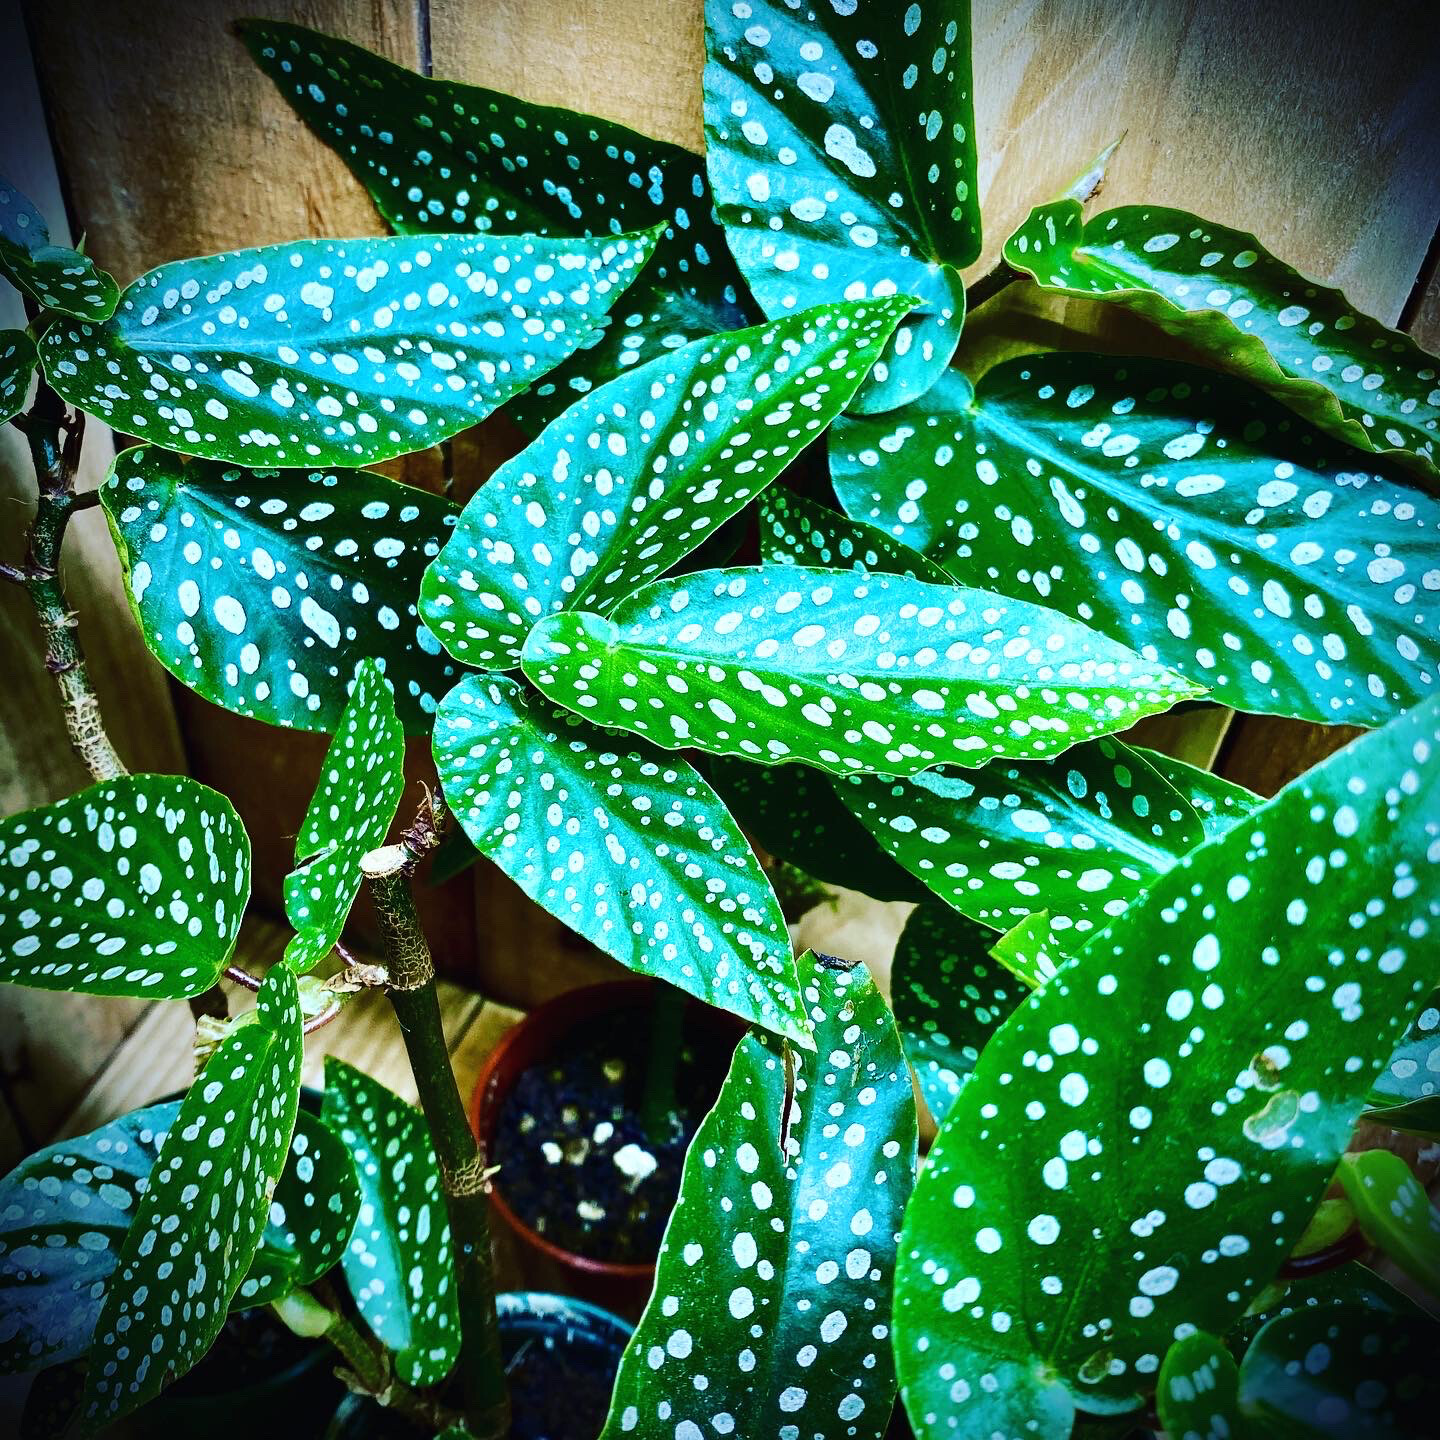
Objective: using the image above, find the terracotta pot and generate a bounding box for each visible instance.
[470,980,741,1319]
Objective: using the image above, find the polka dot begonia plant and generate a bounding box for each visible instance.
[2,0,1438,1434]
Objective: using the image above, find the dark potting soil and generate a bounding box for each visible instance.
[491,1006,729,1264]
[166,1303,315,1396]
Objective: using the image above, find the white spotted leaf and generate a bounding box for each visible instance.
[1337,1149,1440,1298]
[0,328,37,424]
[987,910,1066,990]
[757,486,952,582]
[1362,989,1440,1137]
[1237,1304,1440,1438]
[1004,200,1440,482]
[321,1058,459,1387]
[836,737,1208,939]
[704,756,928,903]
[420,298,911,669]
[892,905,1018,1124]
[102,445,460,733]
[80,967,304,1430]
[831,357,1440,727]
[521,566,1201,777]
[41,228,657,467]
[0,175,118,321]
[0,774,249,998]
[0,1103,358,1372]
[283,660,405,972]
[433,673,806,1044]
[1129,745,1262,843]
[894,697,1440,1439]
[600,950,917,1440]
[704,0,980,413]
[1155,1331,1240,1440]
[240,19,755,433]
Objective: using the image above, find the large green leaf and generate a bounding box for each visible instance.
[601,950,916,1440]
[1238,1304,1440,1438]
[0,328,37,424]
[42,228,657,467]
[0,175,118,321]
[891,905,1016,1123]
[894,698,1440,1439]
[704,0,980,412]
[1156,1331,1240,1440]
[102,445,459,733]
[239,20,754,433]
[1338,1149,1440,1298]
[757,485,952,581]
[0,1105,356,1371]
[419,297,910,669]
[831,357,1440,727]
[837,737,1206,938]
[1003,200,1440,482]
[522,566,1201,776]
[80,967,303,1430]
[433,673,806,1044]
[321,1058,459,1388]
[282,660,404,971]
[703,755,927,902]
[0,774,249,998]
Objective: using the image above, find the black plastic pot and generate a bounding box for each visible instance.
[324,1293,633,1440]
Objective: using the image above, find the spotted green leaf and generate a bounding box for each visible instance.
[704,0,979,413]
[240,19,754,434]
[1004,200,1440,481]
[831,357,1440,727]
[0,774,249,998]
[0,175,118,321]
[703,756,927,902]
[892,905,1017,1123]
[1237,1304,1440,1438]
[1367,988,1440,1113]
[42,228,657,467]
[1156,1331,1240,1440]
[601,950,916,1440]
[522,566,1201,777]
[434,672,805,1043]
[1129,745,1261,842]
[837,737,1207,940]
[321,1057,459,1387]
[0,1104,357,1371]
[283,661,404,971]
[894,698,1439,1439]
[102,445,460,733]
[987,910,1065,989]
[419,297,911,669]
[1338,1149,1440,1298]
[0,328,37,424]
[80,967,303,1430]
[756,486,951,581]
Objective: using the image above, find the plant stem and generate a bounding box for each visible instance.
[639,984,688,1145]
[362,795,509,1440]
[965,261,1019,312]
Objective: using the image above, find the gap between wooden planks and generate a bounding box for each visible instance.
[58,916,521,1140]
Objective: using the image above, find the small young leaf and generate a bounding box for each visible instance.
[1338,1149,1440,1298]
[600,950,917,1440]
[283,660,405,971]
[419,297,911,669]
[704,0,980,412]
[1128,746,1261,843]
[81,967,304,1430]
[240,19,754,432]
[703,756,928,903]
[1238,1304,1440,1438]
[433,673,806,1044]
[1368,988,1440,1111]
[0,774,249,997]
[0,175,118,321]
[0,328,37,424]
[894,699,1439,1438]
[321,1057,459,1387]
[1004,200,1440,481]
[42,229,657,467]
[522,567,1201,777]
[988,910,1065,990]
[1155,1331,1241,1440]
[831,357,1440,727]
[102,445,460,733]
[837,737,1206,938]
[892,905,1016,1123]
[757,486,952,582]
